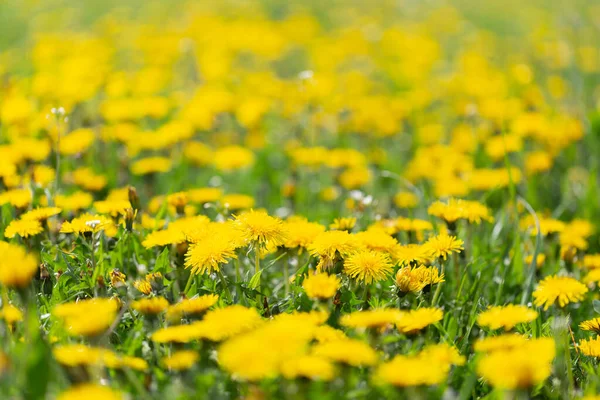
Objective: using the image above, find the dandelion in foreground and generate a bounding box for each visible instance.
[302,273,340,300]
[309,230,359,270]
[532,275,588,310]
[477,304,538,331]
[395,264,444,294]
[579,337,600,357]
[0,241,38,288]
[131,297,169,315]
[580,318,600,334]
[234,209,285,248]
[476,338,555,390]
[344,250,393,284]
[396,308,443,334]
[312,339,378,367]
[4,218,43,238]
[57,384,123,400]
[280,355,335,381]
[184,235,238,276]
[423,233,464,260]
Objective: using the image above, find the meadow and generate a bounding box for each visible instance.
[1,0,600,398]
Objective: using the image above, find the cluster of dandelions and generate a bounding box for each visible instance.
[1,1,600,399]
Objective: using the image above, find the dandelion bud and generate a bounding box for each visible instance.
[128,186,140,211]
[124,208,136,232]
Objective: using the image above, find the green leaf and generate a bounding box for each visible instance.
[248,269,262,290]
[154,247,170,274]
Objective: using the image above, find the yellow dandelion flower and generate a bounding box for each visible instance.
[213,145,255,172]
[55,191,93,213]
[234,209,285,247]
[162,350,199,371]
[355,228,398,253]
[151,323,205,343]
[59,214,114,235]
[131,297,169,315]
[0,241,38,288]
[184,235,239,275]
[93,199,132,217]
[0,304,23,328]
[420,343,466,367]
[580,318,600,334]
[423,234,464,260]
[53,298,118,337]
[4,218,43,238]
[393,244,433,267]
[130,156,172,175]
[395,265,444,294]
[309,230,359,270]
[166,294,219,322]
[374,354,449,387]
[0,189,32,209]
[57,384,122,400]
[302,273,340,300]
[220,194,255,210]
[187,187,223,204]
[579,337,600,357]
[393,192,419,209]
[283,218,326,252]
[21,207,61,221]
[340,309,403,330]
[134,280,152,295]
[397,308,443,334]
[142,228,186,248]
[313,325,347,343]
[474,334,529,353]
[344,250,393,284]
[477,305,538,331]
[196,305,263,342]
[312,339,377,367]
[532,275,588,310]
[477,338,555,390]
[280,355,335,381]
[330,217,356,231]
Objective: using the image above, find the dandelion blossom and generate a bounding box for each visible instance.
[234,209,285,247]
[184,235,238,275]
[580,318,600,334]
[477,305,538,331]
[4,218,43,238]
[423,234,464,260]
[302,273,340,300]
[344,250,393,284]
[397,308,443,334]
[532,275,588,310]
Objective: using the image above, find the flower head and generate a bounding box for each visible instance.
[397,308,443,334]
[395,265,444,293]
[0,241,38,288]
[477,305,538,331]
[344,250,393,284]
[309,230,359,270]
[162,350,199,371]
[132,297,169,315]
[234,210,285,248]
[302,273,340,300]
[4,218,43,238]
[532,275,588,310]
[580,318,600,334]
[423,234,464,260]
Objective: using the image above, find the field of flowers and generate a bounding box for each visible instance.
[1,0,600,398]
